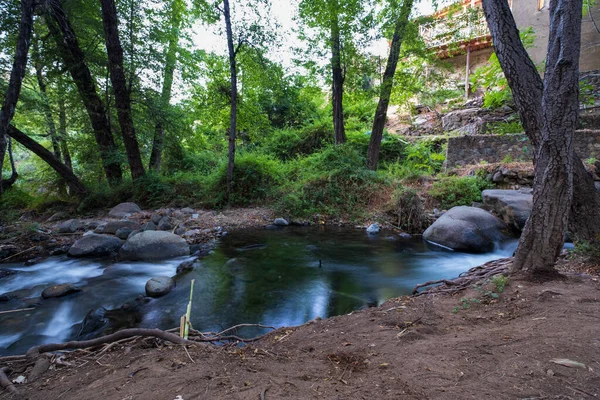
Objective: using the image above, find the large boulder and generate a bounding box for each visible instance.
[68,234,124,258]
[108,202,142,218]
[102,220,140,235]
[482,189,533,231]
[423,206,510,253]
[42,283,82,299]
[119,231,190,261]
[145,276,176,298]
[57,219,80,234]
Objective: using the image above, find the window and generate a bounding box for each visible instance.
[537,0,545,10]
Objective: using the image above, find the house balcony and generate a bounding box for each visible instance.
[418,5,493,59]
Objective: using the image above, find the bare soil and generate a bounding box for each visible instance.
[2,260,599,400]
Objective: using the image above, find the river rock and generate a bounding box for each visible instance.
[423,206,509,253]
[108,202,142,218]
[366,223,380,234]
[78,307,109,338]
[145,276,176,298]
[141,221,157,231]
[68,234,124,258]
[151,213,163,224]
[0,268,16,279]
[115,227,133,240]
[57,219,79,234]
[158,216,173,231]
[103,220,139,235]
[181,207,195,214]
[273,218,289,226]
[482,189,533,231]
[176,260,195,275]
[41,283,82,299]
[119,231,190,261]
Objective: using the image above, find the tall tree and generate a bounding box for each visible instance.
[149,0,185,172]
[367,0,414,170]
[0,0,34,195]
[298,0,373,145]
[223,0,237,195]
[99,0,145,180]
[482,0,593,274]
[45,0,123,185]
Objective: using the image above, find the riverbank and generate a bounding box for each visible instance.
[1,256,598,399]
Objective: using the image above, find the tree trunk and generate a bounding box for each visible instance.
[367,0,414,170]
[7,125,87,196]
[223,0,237,197]
[0,0,34,195]
[149,0,181,172]
[57,78,73,171]
[330,7,346,145]
[1,139,18,192]
[99,0,145,181]
[45,2,123,185]
[482,0,600,250]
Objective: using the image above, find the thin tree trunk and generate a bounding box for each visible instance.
[367,0,414,170]
[1,139,18,192]
[57,78,73,171]
[32,34,62,160]
[7,125,87,196]
[482,0,600,249]
[224,0,237,197]
[99,0,145,181]
[149,0,181,172]
[330,5,346,145]
[45,1,123,185]
[0,0,34,195]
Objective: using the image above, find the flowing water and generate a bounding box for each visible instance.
[0,227,517,355]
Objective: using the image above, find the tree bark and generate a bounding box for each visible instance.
[99,0,145,181]
[45,0,123,185]
[0,0,35,195]
[330,4,346,145]
[482,0,600,252]
[224,0,237,197]
[367,0,414,170]
[7,125,87,196]
[1,139,18,192]
[149,0,181,172]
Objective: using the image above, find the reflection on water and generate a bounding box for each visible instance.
[0,226,517,355]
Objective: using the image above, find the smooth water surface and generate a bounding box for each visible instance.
[0,227,517,355]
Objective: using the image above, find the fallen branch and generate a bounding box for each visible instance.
[0,307,35,315]
[26,328,192,359]
[0,246,36,263]
[412,258,512,296]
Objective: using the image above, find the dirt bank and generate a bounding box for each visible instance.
[1,259,598,400]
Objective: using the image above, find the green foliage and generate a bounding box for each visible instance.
[403,140,446,174]
[207,152,283,207]
[278,145,386,218]
[491,275,508,293]
[485,119,524,135]
[262,118,333,160]
[569,240,600,260]
[429,176,493,209]
[0,187,33,223]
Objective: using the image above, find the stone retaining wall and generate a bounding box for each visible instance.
[445,130,600,169]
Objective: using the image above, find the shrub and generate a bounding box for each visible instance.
[263,120,333,160]
[387,187,428,233]
[279,145,386,218]
[206,152,283,207]
[403,140,446,174]
[429,176,493,209]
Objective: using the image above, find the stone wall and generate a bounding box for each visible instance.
[445,130,600,169]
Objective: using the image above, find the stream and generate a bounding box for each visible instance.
[0,227,517,356]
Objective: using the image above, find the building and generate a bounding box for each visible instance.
[419,0,600,97]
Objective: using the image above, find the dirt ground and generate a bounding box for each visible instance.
[1,259,599,400]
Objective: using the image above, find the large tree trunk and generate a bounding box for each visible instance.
[482,0,600,254]
[1,139,18,192]
[224,0,237,197]
[330,6,346,145]
[99,0,145,181]
[149,0,181,172]
[367,0,414,170]
[7,125,87,196]
[45,1,123,185]
[0,0,35,195]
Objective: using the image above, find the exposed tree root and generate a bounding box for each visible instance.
[0,367,17,394]
[413,258,513,296]
[25,328,192,359]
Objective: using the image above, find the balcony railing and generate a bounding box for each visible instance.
[419,7,490,49]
